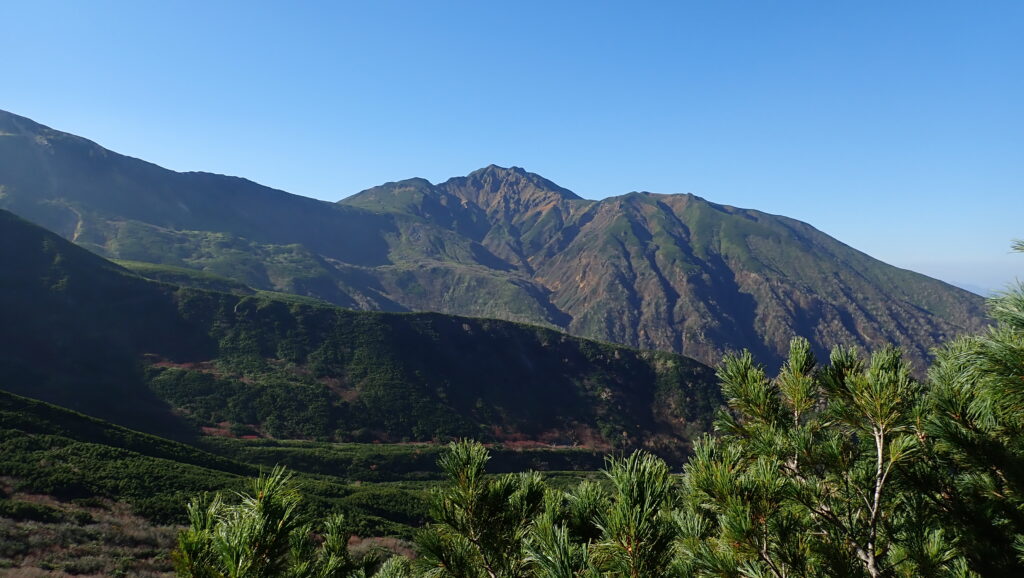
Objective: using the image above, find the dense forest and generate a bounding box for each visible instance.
[174,249,1024,578]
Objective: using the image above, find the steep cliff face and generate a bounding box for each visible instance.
[0,109,987,370]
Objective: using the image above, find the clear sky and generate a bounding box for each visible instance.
[3,1,1021,292]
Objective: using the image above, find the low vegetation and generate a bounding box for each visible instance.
[0,489,179,576]
[0,389,609,574]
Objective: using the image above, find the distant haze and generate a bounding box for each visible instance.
[899,259,1021,297]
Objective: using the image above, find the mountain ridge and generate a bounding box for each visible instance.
[0,109,987,369]
[340,164,986,368]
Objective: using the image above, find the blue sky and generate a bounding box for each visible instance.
[3,1,1021,292]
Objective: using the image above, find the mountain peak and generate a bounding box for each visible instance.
[340,177,443,216]
[0,109,989,375]
[0,109,68,144]
[441,165,583,210]
[470,164,530,178]
[0,109,32,132]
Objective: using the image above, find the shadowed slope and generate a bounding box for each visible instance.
[0,209,720,454]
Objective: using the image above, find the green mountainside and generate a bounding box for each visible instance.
[0,389,418,572]
[0,203,695,571]
[0,109,987,369]
[345,167,988,369]
[0,208,719,454]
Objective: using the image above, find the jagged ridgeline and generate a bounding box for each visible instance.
[0,209,719,452]
[0,110,986,370]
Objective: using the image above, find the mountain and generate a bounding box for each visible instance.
[348,166,989,368]
[0,110,568,324]
[0,110,987,368]
[0,208,719,453]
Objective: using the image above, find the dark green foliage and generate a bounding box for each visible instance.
[340,488,430,527]
[922,275,1024,575]
[163,280,1024,577]
[0,385,633,573]
[146,366,335,439]
[590,452,678,577]
[0,390,251,524]
[399,322,1017,578]
[676,339,961,577]
[414,442,686,578]
[0,389,246,474]
[0,210,212,438]
[416,441,546,578]
[174,467,365,578]
[0,390,435,544]
[163,289,718,448]
[0,499,67,523]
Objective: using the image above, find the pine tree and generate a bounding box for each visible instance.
[173,466,389,578]
[680,338,970,577]
[923,242,1024,575]
[590,452,678,577]
[415,440,545,578]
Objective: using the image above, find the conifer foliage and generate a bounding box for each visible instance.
[415,440,545,578]
[679,341,964,577]
[924,257,1024,574]
[173,466,381,578]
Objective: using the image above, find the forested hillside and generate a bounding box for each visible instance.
[0,208,720,452]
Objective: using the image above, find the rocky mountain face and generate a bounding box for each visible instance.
[0,109,987,369]
[343,165,987,368]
